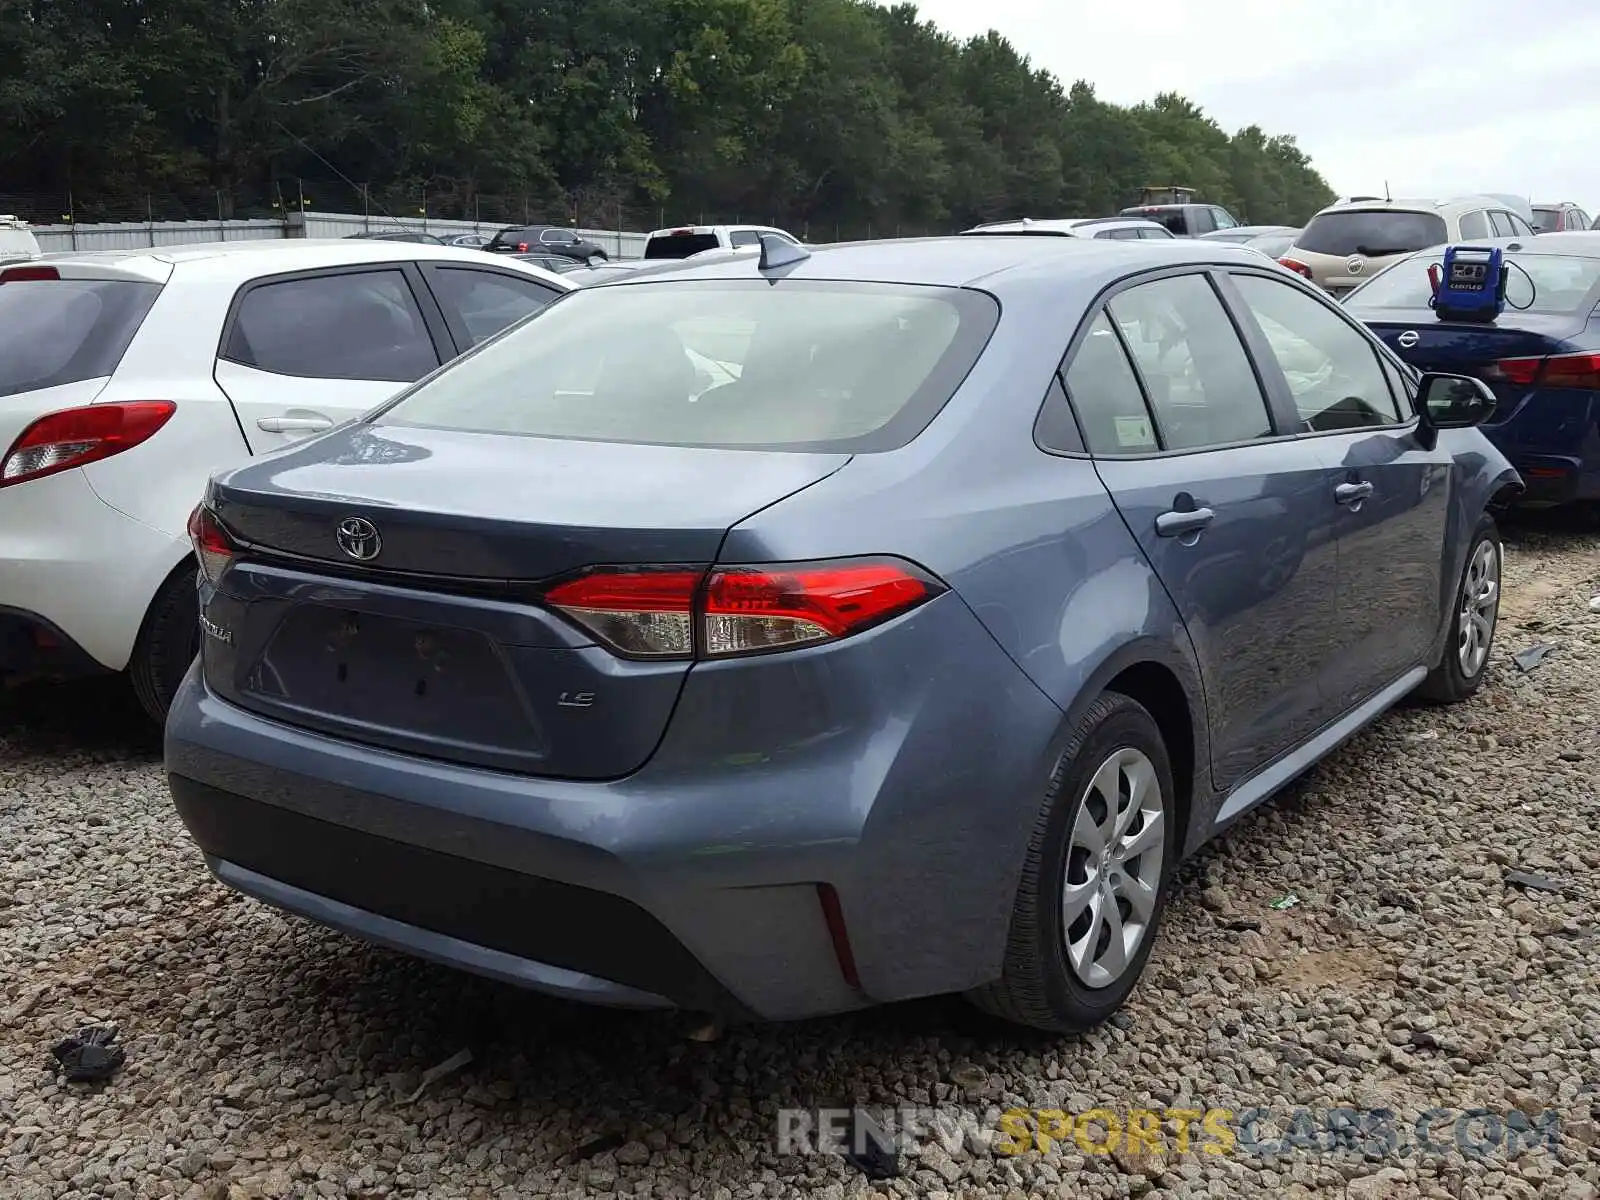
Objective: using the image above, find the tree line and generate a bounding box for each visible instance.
[0,0,1336,233]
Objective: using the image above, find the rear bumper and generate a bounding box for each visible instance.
[164,596,1066,1020]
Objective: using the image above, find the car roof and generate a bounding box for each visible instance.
[964,217,1164,235]
[645,224,789,238]
[35,238,576,288]
[595,234,1271,296]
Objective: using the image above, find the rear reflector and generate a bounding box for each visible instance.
[1492,351,1600,390]
[187,504,236,582]
[1278,257,1314,280]
[0,265,60,283]
[0,401,177,487]
[544,558,944,660]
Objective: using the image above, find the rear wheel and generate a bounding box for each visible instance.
[1417,514,1500,704]
[968,692,1177,1033]
[129,565,200,726]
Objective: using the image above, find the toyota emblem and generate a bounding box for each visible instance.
[335,516,381,561]
[1345,255,1365,275]
[1397,330,1420,349]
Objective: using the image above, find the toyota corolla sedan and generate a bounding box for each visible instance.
[166,234,1519,1032]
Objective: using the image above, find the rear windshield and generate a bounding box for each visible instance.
[376,279,1000,452]
[644,233,721,259]
[488,228,537,250]
[0,278,162,399]
[1346,251,1600,315]
[1532,207,1562,233]
[1121,209,1187,235]
[1297,210,1447,257]
[1247,232,1297,258]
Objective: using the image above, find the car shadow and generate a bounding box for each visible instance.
[0,675,160,760]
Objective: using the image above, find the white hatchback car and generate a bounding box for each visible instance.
[0,239,571,721]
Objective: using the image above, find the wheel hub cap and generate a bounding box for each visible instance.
[1458,539,1500,677]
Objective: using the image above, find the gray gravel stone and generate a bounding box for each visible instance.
[2,520,1598,1199]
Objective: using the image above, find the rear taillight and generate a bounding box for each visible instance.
[0,265,60,283]
[516,241,529,251]
[1491,351,1600,390]
[1278,257,1314,280]
[544,558,944,660]
[187,504,236,582]
[0,401,177,487]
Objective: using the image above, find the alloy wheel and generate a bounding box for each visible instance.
[1458,538,1500,678]
[1062,747,1166,989]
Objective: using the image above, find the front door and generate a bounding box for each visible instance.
[1063,273,1343,793]
[1224,269,1452,713]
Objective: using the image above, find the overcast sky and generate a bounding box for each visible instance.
[895,0,1600,208]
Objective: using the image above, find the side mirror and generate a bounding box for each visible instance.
[1414,372,1496,446]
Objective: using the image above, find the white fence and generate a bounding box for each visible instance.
[32,211,647,259]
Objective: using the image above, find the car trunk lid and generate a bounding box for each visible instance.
[201,423,849,777]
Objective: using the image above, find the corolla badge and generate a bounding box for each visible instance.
[198,612,233,645]
[1397,330,1420,349]
[335,516,382,561]
[1345,255,1365,275]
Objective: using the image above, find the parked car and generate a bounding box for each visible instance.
[511,251,587,274]
[0,215,42,265]
[1532,202,1592,234]
[1200,224,1300,246]
[485,225,608,262]
[343,230,445,245]
[166,234,1517,1033]
[446,233,495,249]
[1280,197,1536,298]
[642,224,802,259]
[1116,201,1242,237]
[1241,228,1302,260]
[963,217,1174,240]
[1344,232,1600,509]
[0,240,572,721]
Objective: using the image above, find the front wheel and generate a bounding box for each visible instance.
[967,691,1177,1033]
[1416,513,1501,704]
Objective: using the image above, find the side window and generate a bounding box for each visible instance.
[427,268,559,347]
[1061,312,1157,454]
[1508,213,1535,236]
[1459,210,1489,240]
[1101,228,1140,240]
[1140,227,1172,239]
[1213,208,1238,230]
[1034,372,1086,453]
[729,230,761,248]
[1188,208,1216,235]
[1487,211,1515,237]
[1106,273,1273,451]
[1231,272,1402,432]
[222,270,439,383]
[539,229,577,245]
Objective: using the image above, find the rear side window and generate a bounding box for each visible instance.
[729,230,761,248]
[1062,312,1157,454]
[1459,211,1489,240]
[223,270,440,382]
[1297,210,1448,257]
[0,278,161,399]
[1106,274,1273,451]
[645,233,722,259]
[1533,207,1561,233]
[377,279,999,452]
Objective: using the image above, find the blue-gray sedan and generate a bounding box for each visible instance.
[167,233,1520,1031]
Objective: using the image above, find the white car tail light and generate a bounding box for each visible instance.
[0,401,176,487]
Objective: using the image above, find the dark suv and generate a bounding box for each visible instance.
[1118,203,1242,238]
[486,225,609,262]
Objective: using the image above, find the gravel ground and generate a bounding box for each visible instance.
[2,514,1598,1200]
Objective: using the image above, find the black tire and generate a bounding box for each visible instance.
[1416,513,1501,704]
[967,691,1177,1033]
[129,564,200,726]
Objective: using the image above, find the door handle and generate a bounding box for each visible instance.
[1334,480,1375,506]
[1155,507,1216,538]
[257,415,333,434]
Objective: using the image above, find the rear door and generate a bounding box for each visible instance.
[214,264,450,453]
[1067,270,1343,792]
[1224,269,1452,711]
[416,263,565,350]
